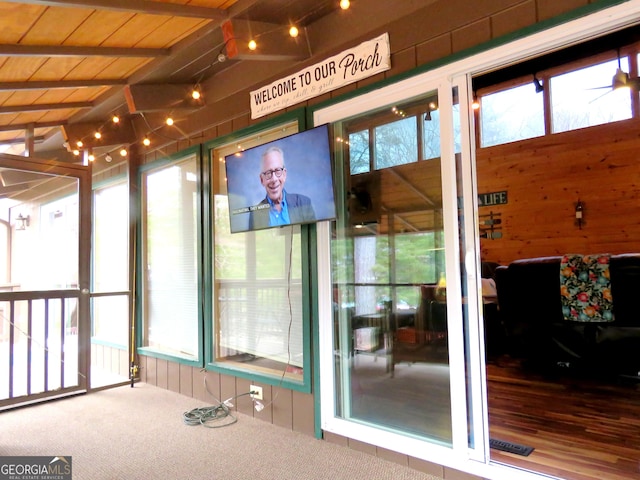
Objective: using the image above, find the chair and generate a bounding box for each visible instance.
[415,284,447,345]
[427,299,448,346]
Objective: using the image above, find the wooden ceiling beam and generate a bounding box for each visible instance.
[0,121,65,133]
[0,79,127,91]
[61,119,137,149]
[0,102,93,114]
[124,84,203,113]
[4,0,227,20]
[0,136,45,145]
[0,44,169,58]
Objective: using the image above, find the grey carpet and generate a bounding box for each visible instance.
[0,383,445,480]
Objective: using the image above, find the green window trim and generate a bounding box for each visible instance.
[135,145,205,367]
[203,108,314,393]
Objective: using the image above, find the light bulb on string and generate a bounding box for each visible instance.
[94,131,102,140]
[72,149,80,156]
[289,26,299,38]
[143,136,151,147]
[166,117,174,126]
[340,0,350,10]
[191,89,201,100]
[248,39,257,51]
[76,140,83,148]
[120,148,128,157]
[88,153,95,162]
[112,115,120,124]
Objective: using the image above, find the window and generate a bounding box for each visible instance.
[423,107,443,159]
[347,96,440,174]
[210,120,309,384]
[141,152,200,360]
[330,91,453,444]
[477,48,638,147]
[479,83,544,147]
[375,116,418,169]
[335,232,444,316]
[92,181,129,346]
[551,58,632,133]
[348,130,369,174]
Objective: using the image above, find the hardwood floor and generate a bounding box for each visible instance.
[487,356,640,480]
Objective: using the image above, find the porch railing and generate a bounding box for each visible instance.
[0,289,84,408]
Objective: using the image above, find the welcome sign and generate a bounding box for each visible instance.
[250,33,391,119]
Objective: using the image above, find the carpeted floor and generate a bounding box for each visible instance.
[0,383,445,480]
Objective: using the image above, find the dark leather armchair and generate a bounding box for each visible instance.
[495,253,640,376]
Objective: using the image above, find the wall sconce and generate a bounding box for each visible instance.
[575,200,584,229]
[16,213,29,230]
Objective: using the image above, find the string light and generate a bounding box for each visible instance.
[471,91,480,110]
[70,13,335,154]
[391,106,406,117]
[88,153,95,162]
[340,0,350,10]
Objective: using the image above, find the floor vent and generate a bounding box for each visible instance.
[489,438,534,456]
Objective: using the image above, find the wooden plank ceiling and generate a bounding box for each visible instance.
[0,0,339,154]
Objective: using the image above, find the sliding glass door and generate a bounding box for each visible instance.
[316,73,483,463]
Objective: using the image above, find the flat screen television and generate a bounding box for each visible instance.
[225,124,336,234]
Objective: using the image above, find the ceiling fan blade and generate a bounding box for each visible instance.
[588,89,612,104]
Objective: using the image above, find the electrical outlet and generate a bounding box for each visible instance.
[250,385,263,400]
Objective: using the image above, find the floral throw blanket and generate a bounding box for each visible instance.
[560,253,614,322]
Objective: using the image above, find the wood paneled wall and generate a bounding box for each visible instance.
[477,118,640,266]
[137,355,316,436]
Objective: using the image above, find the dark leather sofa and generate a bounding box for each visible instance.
[494,254,640,377]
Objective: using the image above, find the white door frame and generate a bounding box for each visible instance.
[315,2,640,479]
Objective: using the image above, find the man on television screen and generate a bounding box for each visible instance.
[248,146,316,230]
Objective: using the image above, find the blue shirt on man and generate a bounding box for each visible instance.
[267,189,291,226]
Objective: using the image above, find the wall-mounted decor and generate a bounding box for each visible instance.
[479,211,502,239]
[575,200,585,229]
[250,33,391,119]
[478,190,508,207]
